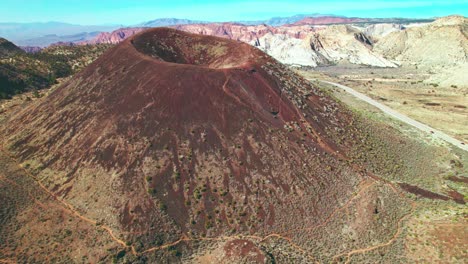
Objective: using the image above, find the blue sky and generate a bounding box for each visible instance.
[2,0,467,25]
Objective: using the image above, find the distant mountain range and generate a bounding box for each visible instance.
[135,14,332,27]
[0,14,436,47]
[236,14,333,26]
[17,32,102,47]
[136,18,208,27]
[0,22,119,45]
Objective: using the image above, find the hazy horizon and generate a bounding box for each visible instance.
[1,0,467,25]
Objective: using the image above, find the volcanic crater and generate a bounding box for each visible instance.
[131,28,253,69]
[0,28,413,262]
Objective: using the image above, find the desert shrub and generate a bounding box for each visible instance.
[112,250,126,263]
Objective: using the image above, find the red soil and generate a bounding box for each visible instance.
[399,183,465,204]
[447,176,468,184]
[223,239,265,262]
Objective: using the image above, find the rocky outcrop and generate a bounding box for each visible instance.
[363,23,404,40]
[253,33,326,67]
[354,32,373,46]
[308,26,396,67]
[374,16,467,86]
[85,27,146,44]
[375,16,467,66]
[255,25,396,67]
[309,33,325,51]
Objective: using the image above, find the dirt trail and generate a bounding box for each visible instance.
[0,142,415,262]
[0,145,365,261]
[330,172,418,263]
[124,177,382,261]
[281,180,375,237]
[0,259,16,264]
[0,147,138,255]
[333,205,415,263]
[332,203,416,264]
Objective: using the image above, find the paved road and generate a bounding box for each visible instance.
[315,80,468,152]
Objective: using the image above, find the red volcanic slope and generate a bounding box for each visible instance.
[291,16,366,26]
[2,28,367,255]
